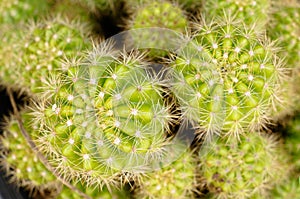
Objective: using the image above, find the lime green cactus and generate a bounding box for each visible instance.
[136,149,196,199]
[0,0,51,24]
[268,0,300,68]
[127,0,188,58]
[0,116,59,197]
[8,16,92,93]
[202,0,271,30]
[199,133,288,199]
[29,43,176,188]
[170,18,286,139]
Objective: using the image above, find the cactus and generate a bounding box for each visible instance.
[136,148,196,199]
[271,177,300,199]
[268,0,300,68]
[127,0,188,58]
[202,0,271,30]
[198,132,288,199]
[6,16,92,93]
[170,17,286,139]
[72,0,119,13]
[29,43,176,188]
[0,0,51,24]
[51,0,93,22]
[57,183,131,199]
[0,116,60,197]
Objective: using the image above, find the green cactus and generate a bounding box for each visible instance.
[127,0,188,58]
[136,148,196,199]
[268,0,300,68]
[7,16,92,93]
[170,17,286,139]
[0,0,51,24]
[29,43,176,188]
[0,116,59,197]
[57,182,131,199]
[271,177,300,199]
[202,0,271,30]
[199,133,288,199]
[73,0,118,13]
[51,0,93,22]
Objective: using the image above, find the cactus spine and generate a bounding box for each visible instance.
[0,116,59,197]
[29,42,176,188]
[198,133,288,199]
[170,17,286,139]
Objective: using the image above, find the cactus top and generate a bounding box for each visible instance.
[131,0,188,32]
[30,44,175,187]
[170,19,286,139]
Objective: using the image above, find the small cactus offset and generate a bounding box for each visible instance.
[170,17,286,139]
[202,0,271,30]
[198,133,289,199]
[268,0,300,68]
[136,147,196,199]
[127,0,189,58]
[0,116,59,197]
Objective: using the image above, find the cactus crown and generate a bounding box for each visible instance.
[29,41,177,188]
[170,17,286,140]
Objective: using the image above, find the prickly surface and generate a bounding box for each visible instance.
[0,117,59,196]
[170,19,286,139]
[199,133,288,199]
[10,16,92,93]
[74,0,117,13]
[0,0,50,24]
[128,0,188,58]
[137,149,196,199]
[30,44,175,188]
[57,183,130,199]
[51,0,93,22]
[203,0,270,30]
[268,1,300,68]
